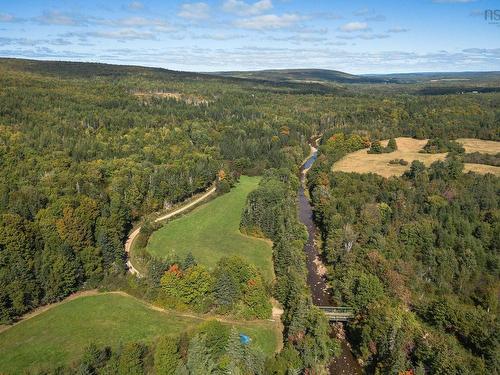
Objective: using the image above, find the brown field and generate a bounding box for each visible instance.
[133,91,209,106]
[332,137,500,177]
[463,163,500,175]
[456,138,500,154]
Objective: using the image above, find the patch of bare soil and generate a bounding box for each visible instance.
[133,91,210,106]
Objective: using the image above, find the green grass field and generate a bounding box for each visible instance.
[146,176,274,280]
[0,293,277,374]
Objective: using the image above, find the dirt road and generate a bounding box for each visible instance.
[124,186,217,276]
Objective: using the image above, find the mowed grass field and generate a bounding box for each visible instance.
[332,137,500,177]
[0,293,278,374]
[146,176,274,280]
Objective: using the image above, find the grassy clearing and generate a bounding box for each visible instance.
[456,138,500,154]
[0,293,277,374]
[332,137,500,177]
[146,176,274,281]
[463,163,500,175]
[333,138,446,178]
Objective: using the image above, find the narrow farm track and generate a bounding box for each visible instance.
[124,185,217,276]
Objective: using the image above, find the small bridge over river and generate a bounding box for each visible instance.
[318,306,354,322]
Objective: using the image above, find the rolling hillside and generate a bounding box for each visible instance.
[211,68,385,84]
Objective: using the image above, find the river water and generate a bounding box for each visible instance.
[298,146,362,375]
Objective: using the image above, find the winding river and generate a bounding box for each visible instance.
[299,143,362,375]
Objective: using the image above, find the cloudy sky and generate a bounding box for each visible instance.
[0,0,499,73]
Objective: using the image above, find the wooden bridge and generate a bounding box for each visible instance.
[318,306,354,322]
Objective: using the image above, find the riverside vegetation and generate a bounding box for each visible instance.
[308,133,499,374]
[0,58,498,374]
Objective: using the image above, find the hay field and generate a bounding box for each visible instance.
[332,137,500,177]
[146,176,274,281]
[0,293,277,374]
[456,138,500,154]
[463,163,500,175]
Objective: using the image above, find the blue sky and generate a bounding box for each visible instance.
[0,0,499,73]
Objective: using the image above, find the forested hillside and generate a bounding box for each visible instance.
[0,58,311,324]
[0,58,499,374]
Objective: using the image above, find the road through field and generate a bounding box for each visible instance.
[124,185,216,276]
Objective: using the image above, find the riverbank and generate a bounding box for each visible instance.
[298,141,362,375]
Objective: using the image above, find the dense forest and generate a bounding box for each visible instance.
[0,59,311,324]
[308,134,499,374]
[0,58,499,374]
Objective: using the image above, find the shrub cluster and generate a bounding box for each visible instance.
[421,138,465,154]
[368,138,398,154]
[158,256,271,319]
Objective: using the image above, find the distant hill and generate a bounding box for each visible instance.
[364,71,500,83]
[211,68,385,84]
[0,58,341,94]
[0,57,209,81]
[3,58,498,91]
[213,68,500,86]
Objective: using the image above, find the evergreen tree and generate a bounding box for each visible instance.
[182,252,197,269]
[118,342,145,375]
[186,335,216,375]
[154,336,180,375]
[226,327,244,365]
[77,343,109,375]
[387,138,398,151]
[40,243,79,303]
[214,271,238,308]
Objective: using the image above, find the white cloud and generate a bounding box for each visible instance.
[322,13,343,20]
[365,14,386,22]
[178,2,210,20]
[154,25,178,33]
[388,27,409,33]
[35,11,81,26]
[103,16,170,28]
[0,13,15,22]
[294,26,328,34]
[192,33,245,40]
[353,8,371,16]
[89,29,156,40]
[267,34,328,43]
[359,33,390,40]
[128,1,144,10]
[463,48,500,56]
[337,33,389,40]
[222,0,272,16]
[339,22,369,32]
[234,13,302,29]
